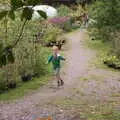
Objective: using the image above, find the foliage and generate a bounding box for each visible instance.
[42,23,63,45]
[57,4,84,19]
[0,17,50,93]
[0,0,45,21]
[69,5,84,26]
[89,0,120,38]
[0,0,50,93]
[57,5,85,30]
[70,5,84,17]
[0,0,47,67]
[0,75,51,101]
[89,0,120,62]
[57,5,73,17]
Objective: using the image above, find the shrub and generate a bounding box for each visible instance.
[32,46,51,76]
[0,20,51,92]
[89,0,120,57]
[57,5,73,17]
[0,71,7,93]
[56,5,84,31]
[42,23,63,45]
[103,55,120,70]
[0,64,21,92]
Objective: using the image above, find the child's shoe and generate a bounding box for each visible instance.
[57,80,61,87]
[61,80,64,86]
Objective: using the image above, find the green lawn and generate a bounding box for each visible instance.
[84,32,114,70]
[0,75,52,101]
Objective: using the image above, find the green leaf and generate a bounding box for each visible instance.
[0,54,6,67]
[1,55,6,65]
[8,10,15,20]
[26,0,42,6]
[21,7,33,21]
[0,11,8,20]
[10,0,24,10]
[37,10,47,19]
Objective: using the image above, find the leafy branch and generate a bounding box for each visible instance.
[0,0,47,67]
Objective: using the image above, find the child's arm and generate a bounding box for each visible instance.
[48,55,53,64]
[60,56,65,61]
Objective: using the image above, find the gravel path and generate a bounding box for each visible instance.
[0,30,120,120]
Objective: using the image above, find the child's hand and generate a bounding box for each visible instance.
[65,59,69,63]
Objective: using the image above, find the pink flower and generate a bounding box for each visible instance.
[48,16,70,25]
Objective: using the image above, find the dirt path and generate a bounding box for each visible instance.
[0,30,120,120]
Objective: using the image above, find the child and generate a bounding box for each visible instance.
[48,46,65,87]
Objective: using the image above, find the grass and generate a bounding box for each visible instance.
[84,111,120,120]
[80,77,89,81]
[54,97,120,120]
[82,103,120,120]
[111,93,120,97]
[0,74,52,101]
[84,32,118,71]
[85,34,111,52]
[87,40,110,69]
[80,74,105,83]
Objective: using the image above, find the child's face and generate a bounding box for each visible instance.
[53,48,58,54]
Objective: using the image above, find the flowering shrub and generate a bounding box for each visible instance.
[48,16,70,25]
[48,17,72,31]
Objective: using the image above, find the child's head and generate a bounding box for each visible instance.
[52,45,59,54]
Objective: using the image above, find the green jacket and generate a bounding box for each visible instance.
[48,54,65,69]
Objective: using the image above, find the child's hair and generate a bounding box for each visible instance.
[52,45,59,51]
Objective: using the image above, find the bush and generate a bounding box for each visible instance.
[103,55,120,70]
[41,23,64,45]
[89,0,120,56]
[0,19,52,93]
[88,0,120,69]
[0,71,7,93]
[57,5,73,17]
[57,5,84,30]
[0,64,21,93]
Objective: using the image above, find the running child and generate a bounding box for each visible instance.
[48,46,65,87]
